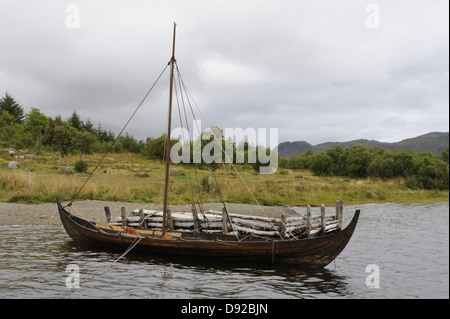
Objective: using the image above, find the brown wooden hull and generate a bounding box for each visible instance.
[57,198,359,266]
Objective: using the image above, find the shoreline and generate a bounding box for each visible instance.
[1,199,448,226]
[0,200,300,226]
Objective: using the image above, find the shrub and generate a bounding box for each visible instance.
[74,160,88,173]
[309,152,334,176]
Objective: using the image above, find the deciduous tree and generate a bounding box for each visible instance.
[25,108,48,147]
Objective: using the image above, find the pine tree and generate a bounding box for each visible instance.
[68,111,83,130]
[0,92,25,123]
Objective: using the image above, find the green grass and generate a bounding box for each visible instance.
[0,150,448,205]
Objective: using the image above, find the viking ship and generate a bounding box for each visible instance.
[57,24,359,266]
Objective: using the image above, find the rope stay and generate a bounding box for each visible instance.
[67,58,288,239]
[172,61,241,239]
[174,63,285,239]
[67,62,170,207]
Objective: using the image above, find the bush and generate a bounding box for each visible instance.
[309,152,334,176]
[201,176,212,192]
[405,175,420,189]
[368,153,395,179]
[74,160,88,173]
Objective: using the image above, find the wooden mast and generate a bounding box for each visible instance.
[162,23,177,236]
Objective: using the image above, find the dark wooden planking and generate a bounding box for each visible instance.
[57,197,359,266]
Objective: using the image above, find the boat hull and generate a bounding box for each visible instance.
[57,198,359,266]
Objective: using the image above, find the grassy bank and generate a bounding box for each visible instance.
[1,151,448,206]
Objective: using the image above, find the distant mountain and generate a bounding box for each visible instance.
[278,132,449,158]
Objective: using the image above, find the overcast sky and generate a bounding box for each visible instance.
[0,0,448,145]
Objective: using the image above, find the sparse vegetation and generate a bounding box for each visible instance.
[0,151,448,205]
[1,92,448,205]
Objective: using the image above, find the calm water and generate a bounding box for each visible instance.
[0,202,448,299]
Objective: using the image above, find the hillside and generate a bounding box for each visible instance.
[278,132,449,158]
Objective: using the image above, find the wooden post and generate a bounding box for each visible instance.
[338,198,343,230]
[280,214,287,238]
[167,209,174,230]
[222,207,229,234]
[192,207,200,233]
[320,204,326,235]
[336,200,340,221]
[139,209,146,228]
[121,207,126,228]
[306,205,311,237]
[104,206,111,223]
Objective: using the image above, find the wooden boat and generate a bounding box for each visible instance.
[57,24,360,266]
[57,197,359,266]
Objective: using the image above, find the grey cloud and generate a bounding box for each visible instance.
[0,0,448,145]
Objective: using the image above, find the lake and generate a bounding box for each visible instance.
[0,202,448,300]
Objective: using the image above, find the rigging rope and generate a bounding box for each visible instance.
[66,62,170,207]
[174,62,284,239]
[173,70,197,210]
[87,235,144,283]
[65,58,291,240]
